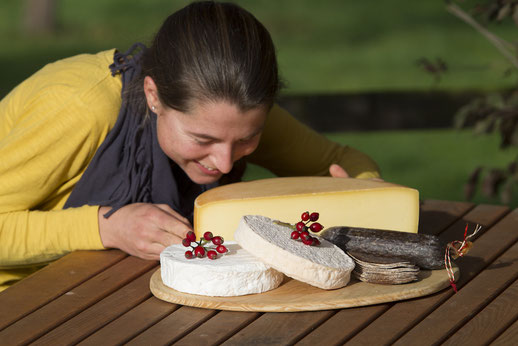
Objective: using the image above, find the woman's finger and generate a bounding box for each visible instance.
[329,164,349,178]
[141,242,166,260]
[152,206,192,238]
[155,228,183,247]
[155,204,191,225]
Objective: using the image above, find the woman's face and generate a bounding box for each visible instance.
[153,98,267,185]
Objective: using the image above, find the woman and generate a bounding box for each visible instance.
[0,1,379,290]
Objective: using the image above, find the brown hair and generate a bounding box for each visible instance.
[129,1,280,114]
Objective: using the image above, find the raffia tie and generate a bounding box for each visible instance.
[445,223,482,292]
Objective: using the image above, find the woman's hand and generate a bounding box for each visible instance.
[329,164,384,181]
[329,164,349,178]
[98,203,192,260]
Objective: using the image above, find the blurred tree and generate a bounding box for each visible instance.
[23,0,57,35]
[447,0,518,204]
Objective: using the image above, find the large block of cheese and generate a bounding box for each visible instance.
[194,177,419,241]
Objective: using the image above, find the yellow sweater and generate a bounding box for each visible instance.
[0,49,379,290]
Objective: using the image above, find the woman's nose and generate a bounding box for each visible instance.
[212,144,234,174]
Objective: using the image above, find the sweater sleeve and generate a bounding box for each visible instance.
[0,207,102,267]
[0,51,119,267]
[248,104,381,179]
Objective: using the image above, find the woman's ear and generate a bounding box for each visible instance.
[143,76,160,111]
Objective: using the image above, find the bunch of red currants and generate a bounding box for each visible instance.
[290,211,323,246]
[182,231,228,260]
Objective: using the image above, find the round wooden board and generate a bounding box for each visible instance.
[149,266,459,312]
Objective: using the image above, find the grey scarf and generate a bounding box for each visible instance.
[64,43,215,221]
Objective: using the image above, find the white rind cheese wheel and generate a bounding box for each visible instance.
[234,215,355,290]
[160,241,284,297]
[194,177,419,241]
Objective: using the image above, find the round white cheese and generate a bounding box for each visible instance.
[160,241,284,297]
[234,215,355,290]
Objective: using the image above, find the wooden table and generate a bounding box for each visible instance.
[0,200,517,345]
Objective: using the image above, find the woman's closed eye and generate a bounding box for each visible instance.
[239,132,262,144]
[190,133,216,145]
[238,137,254,144]
[194,138,213,146]
[192,134,258,146]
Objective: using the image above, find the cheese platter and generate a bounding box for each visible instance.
[151,214,460,312]
[150,265,459,312]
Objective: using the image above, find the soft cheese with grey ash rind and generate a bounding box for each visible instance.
[160,242,284,297]
[194,177,419,241]
[234,215,355,289]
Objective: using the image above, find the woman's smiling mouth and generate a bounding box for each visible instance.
[196,161,221,175]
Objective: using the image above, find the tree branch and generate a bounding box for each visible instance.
[446,2,518,70]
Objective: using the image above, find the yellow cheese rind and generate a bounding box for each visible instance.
[194,177,419,241]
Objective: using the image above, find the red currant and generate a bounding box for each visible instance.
[310,222,323,233]
[194,246,205,258]
[182,238,191,247]
[212,236,224,245]
[216,245,228,253]
[207,250,217,260]
[184,250,194,259]
[300,231,310,241]
[289,211,322,246]
[302,237,314,245]
[186,231,196,242]
[203,231,213,241]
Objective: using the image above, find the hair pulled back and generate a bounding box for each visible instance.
[135,1,280,114]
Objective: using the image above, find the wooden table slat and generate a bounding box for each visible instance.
[490,318,518,345]
[315,203,511,346]
[0,256,156,345]
[393,212,518,345]
[78,297,179,346]
[174,311,262,346]
[417,199,475,235]
[0,249,127,331]
[125,306,218,346]
[221,310,335,345]
[31,266,158,345]
[443,277,518,345]
[295,304,390,346]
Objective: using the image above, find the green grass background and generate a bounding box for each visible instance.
[1,0,517,206]
[2,0,518,95]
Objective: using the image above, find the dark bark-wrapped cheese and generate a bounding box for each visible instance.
[320,226,444,270]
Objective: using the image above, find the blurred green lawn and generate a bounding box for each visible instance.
[2,0,518,95]
[1,0,517,206]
